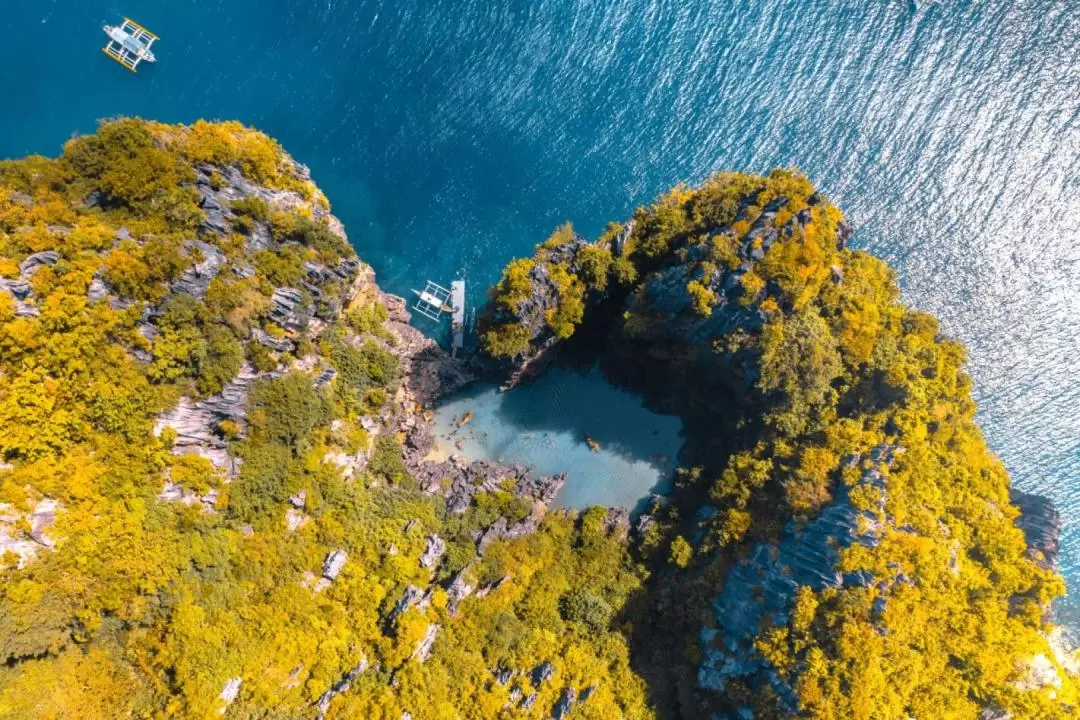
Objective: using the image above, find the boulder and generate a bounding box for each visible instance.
[532,661,555,687]
[19,251,60,276]
[322,550,347,581]
[419,534,446,569]
[0,278,32,301]
[551,688,576,719]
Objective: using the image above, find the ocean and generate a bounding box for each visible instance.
[2,0,1078,628]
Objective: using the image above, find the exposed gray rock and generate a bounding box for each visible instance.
[445,570,475,615]
[172,240,226,299]
[315,656,368,719]
[322,550,347,580]
[218,677,241,712]
[0,498,61,568]
[87,276,109,302]
[154,363,273,470]
[698,444,902,708]
[551,687,576,719]
[19,251,60,276]
[390,585,430,622]
[251,327,295,353]
[532,661,555,687]
[270,287,312,332]
[419,534,446,569]
[1010,488,1060,568]
[0,277,32,301]
[520,692,537,710]
[494,667,514,685]
[478,514,544,554]
[410,623,439,662]
[201,208,230,235]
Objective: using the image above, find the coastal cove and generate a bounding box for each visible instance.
[4,0,1076,629]
[430,367,684,513]
[0,118,1076,716]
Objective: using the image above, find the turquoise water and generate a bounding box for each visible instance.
[431,367,683,512]
[3,1,1078,627]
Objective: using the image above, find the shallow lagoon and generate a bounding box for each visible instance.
[432,367,683,512]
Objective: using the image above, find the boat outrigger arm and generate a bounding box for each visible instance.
[103,18,158,72]
[411,281,455,321]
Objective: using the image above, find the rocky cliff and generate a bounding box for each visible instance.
[0,120,643,719]
[477,170,1078,718]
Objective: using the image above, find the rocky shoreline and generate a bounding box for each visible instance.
[144,157,575,560]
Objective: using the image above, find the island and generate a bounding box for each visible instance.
[0,120,1074,719]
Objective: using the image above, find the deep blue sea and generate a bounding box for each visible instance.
[2,1,1078,630]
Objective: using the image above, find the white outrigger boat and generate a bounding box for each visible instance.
[412,280,468,356]
[103,18,158,72]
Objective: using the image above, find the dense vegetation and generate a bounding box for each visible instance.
[1,121,1074,719]
[481,171,1079,718]
[0,121,648,719]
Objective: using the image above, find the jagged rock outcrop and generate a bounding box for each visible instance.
[698,445,903,706]
[1010,488,1061,568]
[410,624,439,663]
[389,585,433,623]
[171,240,226,299]
[476,231,608,390]
[315,656,368,719]
[0,250,63,319]
[0,497,60,568]
[419,534,446,569]
[154,363,272,471]
[552,687,577,719]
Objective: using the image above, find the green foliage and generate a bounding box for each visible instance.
[62,119,200,227]
[368,435,408,484]
[230,196,270,221]
[196,325,244,395]
[667,536,693,568]
[480,322,532,359]
[577,244,613,292]
[559,588,614,633]
[248,373,330,454]
[758,306,843,435]
[491,258,535,312]
[0,123,1072,720]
